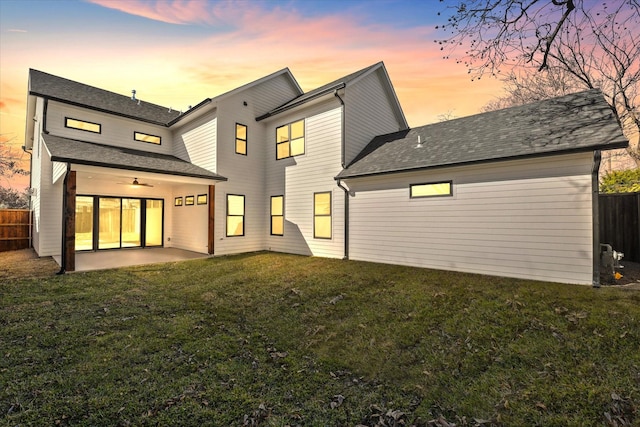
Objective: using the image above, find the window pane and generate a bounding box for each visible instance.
[134,132,161,144]
[271,216,284,235]
[291,120,304,139]
[271,196,283,216]
[99,198,121,249]
[121,199,141,247]
[314,192,331,215]
[276,142,289,159]
[290,137,304,156]
[236,124,247,140]
[75,196,93,251]
[227,216,244,236]
[276,125,289,143]
[227,195,244,215]
[411,182,452,198]
[145,199,163,246]
[314,216,331,239]
[236,139,247,155]
[66,118,100,133]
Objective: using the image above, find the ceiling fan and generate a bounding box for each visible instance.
[117,177,154,187]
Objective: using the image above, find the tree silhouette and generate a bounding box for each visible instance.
[436,0,639,161]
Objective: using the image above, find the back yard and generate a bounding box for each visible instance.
[1,250,638,426]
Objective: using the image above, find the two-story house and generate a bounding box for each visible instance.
[24,62,627,285]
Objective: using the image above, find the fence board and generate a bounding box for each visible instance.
[0,209,32,252]
[599,193,640,262]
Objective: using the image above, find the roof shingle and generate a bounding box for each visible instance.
[29,69,182,125]
[43,134,226,181]
[337,89,628,179]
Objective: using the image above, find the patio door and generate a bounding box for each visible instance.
[75,196,163,251]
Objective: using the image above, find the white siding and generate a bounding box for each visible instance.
[170,185,211,253]
[213,91,268,255]
[347,153,595,285]
[265,104,345,258]
[30,98,46,255]
[249,73,302,118]
[33,145,63,257]
[173,115,217,171]
[344,70,406,165]
[52,162,66,184]
[46,101,173,155]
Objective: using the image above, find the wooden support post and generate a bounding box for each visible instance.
[64,171,76,272]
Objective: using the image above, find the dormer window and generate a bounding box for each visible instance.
[276,119,305,160]
[134,132,161,145]
[65,117,101,134]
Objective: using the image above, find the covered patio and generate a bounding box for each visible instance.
[54,247,209,272]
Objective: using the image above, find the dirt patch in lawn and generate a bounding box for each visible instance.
[609,260,640,289]
[0,249,59,281]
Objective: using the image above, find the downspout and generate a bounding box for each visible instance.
[334,89,349,260]
[57,163,71,275]
[592,150,602,287]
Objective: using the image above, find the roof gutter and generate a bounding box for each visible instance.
[256,83,346,121]
[335,144,629,181]
[30,93,173,127]
[167,98,213,126]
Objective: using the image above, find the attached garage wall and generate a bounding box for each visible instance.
[346,153,595,285]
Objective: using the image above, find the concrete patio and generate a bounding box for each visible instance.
[54,247,210,272]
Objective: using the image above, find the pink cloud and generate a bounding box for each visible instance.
[71,1,504,125]
[87,0,236,25]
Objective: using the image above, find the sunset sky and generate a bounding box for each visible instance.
[0,0,507,189]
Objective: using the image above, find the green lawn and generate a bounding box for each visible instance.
[1,252,638,426]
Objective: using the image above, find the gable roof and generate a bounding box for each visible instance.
[43,134,226,181]
[168,68,303,126]
[336,89,629,179]
[256,62,406,126]
[29,69,181,126]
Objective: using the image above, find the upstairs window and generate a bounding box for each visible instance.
[65,117,101,134]
[410,181,453,198]
[276,119,305,160]
[226,194,245,237]
[134,131,161,145]
[314,192,332,239]
[235,123,247,155]
[270,195,284,236]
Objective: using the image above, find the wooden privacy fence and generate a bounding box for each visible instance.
[599,192,640,263]
[0,209,32,252]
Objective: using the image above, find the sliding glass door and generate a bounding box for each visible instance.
[75,196,163,251]
[99,198,121,249]
[145,199,163,246]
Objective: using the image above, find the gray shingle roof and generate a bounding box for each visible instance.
[29,69,182,125]
[337,89,628,179]
[43,134,226,181]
